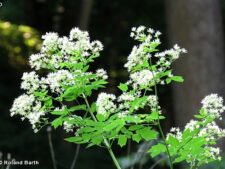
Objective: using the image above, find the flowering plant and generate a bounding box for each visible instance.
[11,26,225,169]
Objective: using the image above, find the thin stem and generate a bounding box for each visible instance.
[127,140,133,169]
[70,145,81,169]
[149,158,164,169]
[82,93,122,169]
[149,57,173,169]
[47,127,58,169]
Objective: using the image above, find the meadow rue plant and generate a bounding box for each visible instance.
[10,26,225,169]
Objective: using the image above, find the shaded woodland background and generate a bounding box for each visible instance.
[0,0,225,169]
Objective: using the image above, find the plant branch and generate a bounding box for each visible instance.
[149,57,173,169]
[47,127,58,169]
[82,93,122,169]
[70,145,81,169]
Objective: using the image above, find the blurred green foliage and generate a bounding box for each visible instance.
[0,20,41,68]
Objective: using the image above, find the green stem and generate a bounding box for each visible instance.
[149,57,173,169]
[82,94,122,169]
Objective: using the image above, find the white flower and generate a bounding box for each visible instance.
[147,95,160,111]
[96,93,116,117]
[91,40,103,54]
[199,122,225,140]
[41,32,59,53]
[69,27,89,42]
[29,53,49,70]
[124,45,145,71]
[201,94,225,118]
[21,71,40,93]
[118,93,135,102]
[63,119,75,133]
[10,94,45,129]
[10,94,35,117]
[96,69,108,80]
[184,120,199,131]
[130,69,154,88]
[58,36,76,55]
[166,127,182,141]
[44,70,74,93]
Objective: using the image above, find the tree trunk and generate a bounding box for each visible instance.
[165,0,225,127]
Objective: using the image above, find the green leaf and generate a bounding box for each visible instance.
[128,125,143,131]
[69,105,87,112]
[96,114,106,122]
[137,127,158,141]
[51,110,68,116]
[118,83,128,92]
[104,120,125,132]
[171,76,184,83]
[167,135,179,147]
[90,103,96,113]
[52,116,64,129]
[132,134,141,143]
[65,136,83,143]
[62,86,80,101]
[149,143,166,157]
[118,135,127,147]
[166,78,172,84]
[91,136,103,145]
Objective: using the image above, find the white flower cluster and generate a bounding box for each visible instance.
[10,94,44,132]
[11,28,107,132]
[29,27,103,70]
[124,45,149,72]
[166,127,182,141]
[63,119,75,133]
[44,70,74,93]
[147,95,160,112]
[199,122,225,141]
[125,26,163,72]
[184,120,199,131]
[96,69,108,80]
[166,94,225,164]
[130,69,154,88]
[96,93,117,117]
[21,71,42,93]
[155,44,187,61]
[204,147,221,161]
[201,94,225,118]
[130,26,161,41]
[117,93,136,117]
[41,32,59,53]
[124,26,186,92]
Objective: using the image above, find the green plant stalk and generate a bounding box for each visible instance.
[82,93,122,169]
[149,57,173,169]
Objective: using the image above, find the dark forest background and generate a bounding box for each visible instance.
[0,0,225,169]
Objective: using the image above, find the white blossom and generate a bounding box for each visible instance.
[21,71,40,93]
[166,127,182,141]
[118,93,135,102]
[91,40,103,54]
[44,70,74,93]
[124,45,148,71]
[130,69,154,88]
[29,53,49,70]
[147,95,160,111]
[96,68,108,80]
[10,94,45,130]
[58,36,76,55]
[201,94,225,118]
[41,32,59,53]
[199,122,225,141]
[96,93,116,117]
